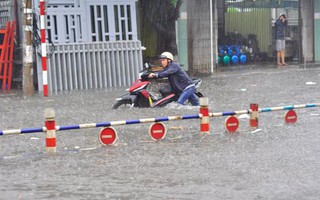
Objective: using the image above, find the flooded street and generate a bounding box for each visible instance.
[1,65,320,200]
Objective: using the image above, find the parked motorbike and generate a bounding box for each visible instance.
[112,65,204,109]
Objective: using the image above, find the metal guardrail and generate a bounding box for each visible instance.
[0,114,202,136]
[1,101,319,151]
[210,103,320,117]
[1,103,319,136]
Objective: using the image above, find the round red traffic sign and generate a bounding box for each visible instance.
[225,116,239,132]
[149,122,166,141]
[284,110,297,124]
[99,127,117,145]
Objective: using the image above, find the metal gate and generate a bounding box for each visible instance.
[47,41,143,92]
[34,0,144,92]
[0,0,13,28]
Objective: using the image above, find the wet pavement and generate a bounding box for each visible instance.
[1,63,320,200]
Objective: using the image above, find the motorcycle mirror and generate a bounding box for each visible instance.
[144,63,150,69]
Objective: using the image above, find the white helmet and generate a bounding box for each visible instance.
[159,52,173,61]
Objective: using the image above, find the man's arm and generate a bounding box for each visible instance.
[156,64,179,78]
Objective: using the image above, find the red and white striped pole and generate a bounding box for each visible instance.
[200,97,210,134]
[250,103,259,130]
[44,108,56,153]
[39,0,48,96]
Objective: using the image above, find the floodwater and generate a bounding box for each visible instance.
[1,64,320,200]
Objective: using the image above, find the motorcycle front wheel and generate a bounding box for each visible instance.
[112,99,133,109]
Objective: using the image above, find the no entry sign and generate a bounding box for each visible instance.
[99,127,117,145]
[149,122,166,141]
[284,110,297,124]
[225,116,239,132]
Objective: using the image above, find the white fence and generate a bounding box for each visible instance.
[45,41,144,92]
[33,0,145,92]
[0,0,13,28]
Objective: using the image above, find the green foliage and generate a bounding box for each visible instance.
[139,0,183,56]
[171,0,178,7]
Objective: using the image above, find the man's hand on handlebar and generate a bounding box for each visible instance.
[148,73,156,78]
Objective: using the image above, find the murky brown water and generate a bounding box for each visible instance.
[1,65,320,199]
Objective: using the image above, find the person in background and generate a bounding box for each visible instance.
[148,52,199,106]
[275,13,288,66]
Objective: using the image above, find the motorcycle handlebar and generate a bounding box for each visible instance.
[140,73,150,81]
[140,71,159,81]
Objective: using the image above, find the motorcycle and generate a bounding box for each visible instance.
[112,64,204,109]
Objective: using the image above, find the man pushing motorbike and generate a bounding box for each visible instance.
[148,52,199,106]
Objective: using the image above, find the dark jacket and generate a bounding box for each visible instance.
[155,62,193,93]
[275,19,287,40]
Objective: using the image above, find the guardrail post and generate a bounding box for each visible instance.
[250,103,259,130]
[44,108,56,153]
[200,97,210,133]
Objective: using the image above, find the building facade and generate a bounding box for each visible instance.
[1,1,319,93]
